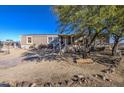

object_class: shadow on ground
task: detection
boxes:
[21,49,69,62]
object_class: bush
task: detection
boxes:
[29,44,36,49]
[48,44,53,49]
[37,44,48,49]
[96,46,105,51]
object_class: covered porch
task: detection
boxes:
[58,34,81,49]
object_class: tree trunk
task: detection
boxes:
[112,40,119,56]
[88,32,99,47]
[82,30,102,58]
[86,32,99,54]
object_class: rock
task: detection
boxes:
[101,69,108,73]
[31,83,37,87]
[102,76,106,81]
[96,74,107,81]
[79,77,87,85]
[80,77,89,84]
[14,81,32,87]
[110,67,115,73]
[0,83,10,87]
[72,75,79,81]
[54,83,61,87]
[71,82,79,87]
[57,82,64,87]
[58,82,62,85]
[102,67,116,74]
[67,80,74,87]
[15,82,22,87]
[77,75,84,79]
[64,80,69,85]
[106,78,112,82]
[21,81,32,87]
[60,80,68,87]
[44,82,52,87]
[92,74,98,78]
[79,80,83,85]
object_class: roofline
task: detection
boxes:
[21,34,58,36]
[21,33,81,36]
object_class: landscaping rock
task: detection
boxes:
[64,80,69,85]
[67,80,75,87]
[54,83,61,87]
[92,74,98,78]
[72,75,79,81]
[60,80,68,87]
[44,82,52,87]
[80,77,88,84]
[77,75,84,79]
[31,83,37,87]
[21,81,32,87]
[106,78,112,82]
[96,74,107,81]
[15,82,22,87]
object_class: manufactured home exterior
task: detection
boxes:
[20,34,58,49]
[20,34,110,49]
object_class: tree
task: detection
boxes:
[53,5,124,56]
[53,6,110,56]
[105,6,124,56]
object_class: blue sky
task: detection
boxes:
[0,5,58,41]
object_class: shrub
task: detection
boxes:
[96,46,105,51]
[29,44,36,49]
[37,44,48,49]
[48,44,53,49]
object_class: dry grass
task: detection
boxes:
[0,60,106,83]
[0,48,26,68]
[0,48,124,86]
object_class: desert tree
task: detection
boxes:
[53,5,110,57]
[105,6,124,56]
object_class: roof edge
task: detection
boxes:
[21,34,58,36]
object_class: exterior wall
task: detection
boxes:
[20,35,31,49]
[20,35,27,45]
[20,34,58,49]
[32,35,48,45]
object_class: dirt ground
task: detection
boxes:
[0,48,124,86]
[0,48,26,68]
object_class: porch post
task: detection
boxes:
[59,37,62,50]
[65,37,67,46]
[71,36,73,45]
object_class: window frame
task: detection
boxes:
[26,36,33,44]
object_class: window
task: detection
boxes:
[27,36,32,44]
[48,36,58,44]
[53,37,58,40]
[48,37,52,43]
